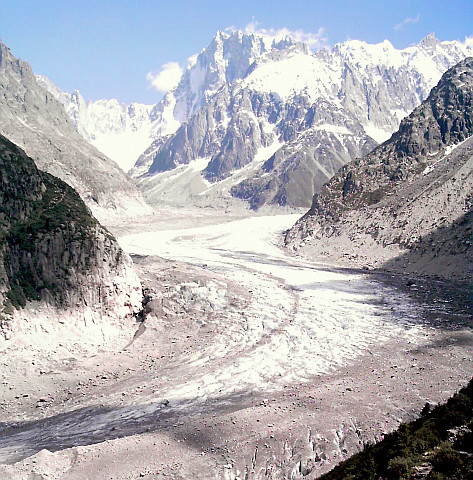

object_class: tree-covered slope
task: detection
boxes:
[0,134,140,318]
[320,378,473,480]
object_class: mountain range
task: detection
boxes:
[39,31,473,209]
[0,27,472,480]
[285,57,473,284]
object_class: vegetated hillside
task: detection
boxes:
[129,32,472,209]
[0,41,149,220]
[319,377,473,480]
[286,58,473,283]
[0,134,141,329]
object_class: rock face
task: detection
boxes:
[36,75,160,173]
[286,58,473,283]
[37,30,270,174]
[0,134,142,343]
[37,31,473,210]
[230,107,377,208]
[128,32,473,209]
[0,41,149,220]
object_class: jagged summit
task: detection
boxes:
[418,32,440,49]
[129,34,473,209]
[37,32,473,210]
[286,57,473,283]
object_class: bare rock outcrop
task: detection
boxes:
[0,41,150,221]
[0,134,142,349]
[286,58,473,283]
[132,32,472,209]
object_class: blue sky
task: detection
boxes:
[0,0,471,104]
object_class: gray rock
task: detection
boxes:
[231,101,377,208]
[286,58,473,283]
[133,33,473,209]
[0,41,146,218]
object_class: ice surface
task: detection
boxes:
[92,129,157,172]
[362,123,392,143]
[119,215,425,403]
[242,52,341,101]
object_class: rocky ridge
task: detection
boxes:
[36,30,271,174]
[230,102,377,208]
[286,58,473,283]
[0,41,149,221]
[131,32,473,209]
[37,32,473,210]
[0,134,142,351]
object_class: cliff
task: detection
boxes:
[286,58,473,283]
[0,134,142,350]
[0,40,150,221]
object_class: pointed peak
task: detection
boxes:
[71,89,83,102]
[214,30,230,42]
[229,29,244,39]
[0,39,11,54]
[272,35,301,49]
[380,39,395,49]
[419,32,439,49]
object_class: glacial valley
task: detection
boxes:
[0,211,471,479]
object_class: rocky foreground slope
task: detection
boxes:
[0,134,142,351]
[320,378,473,480]
[286,58,473,284]
[0,41,149,221]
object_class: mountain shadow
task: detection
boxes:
[380,206,472,292]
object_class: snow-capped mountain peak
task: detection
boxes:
[130,33,473,210]
[38,31,473,212]
[37,30,312,173]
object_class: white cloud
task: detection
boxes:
[146,62,183,93]
[244,20,328,51]
[186,53,198,68]
[394,15,420,31]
